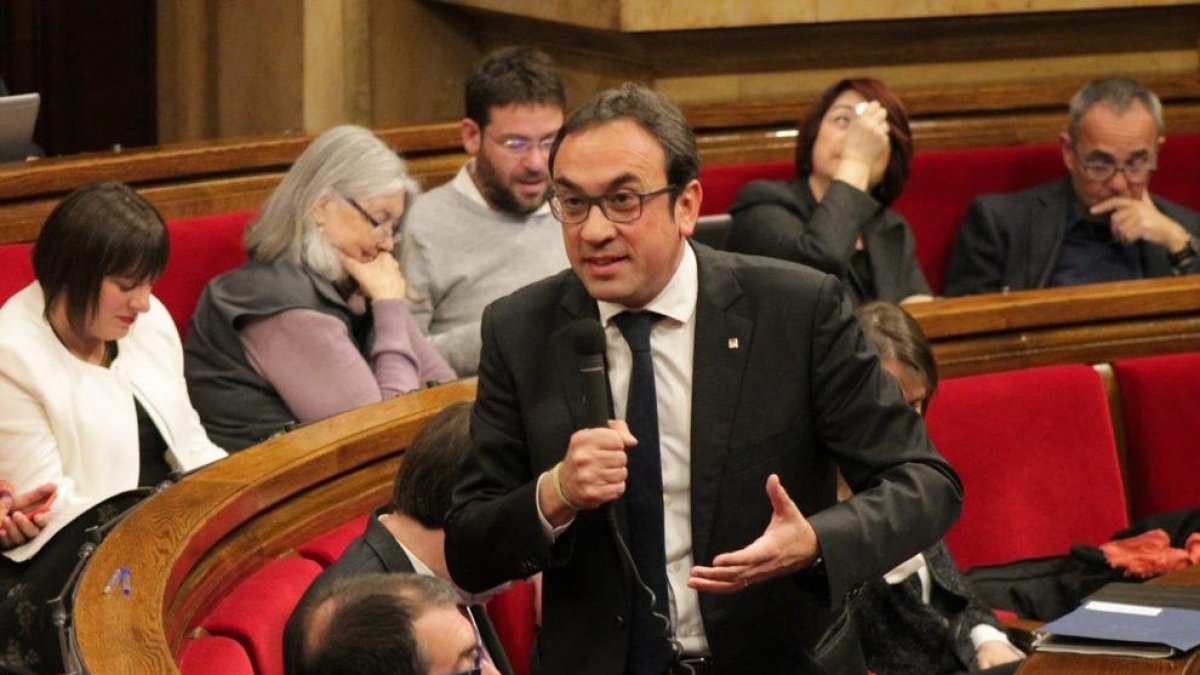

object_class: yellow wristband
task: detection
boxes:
[551,463,582,511]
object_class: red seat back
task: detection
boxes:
[0,242,33,305]
[295,513,370,567]
[200,557,322,675]
[155,210,254,338]
[178,635,254,675]
[486,579,537,675]
[1113,352,1200,521]
[925,364,1129,570]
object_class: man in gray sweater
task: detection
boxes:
[401,47,569,375]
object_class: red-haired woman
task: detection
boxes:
[727,78,932,305]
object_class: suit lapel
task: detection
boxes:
[552,276,605,435]
[1030,178,1071,288]
[688,246,753,565]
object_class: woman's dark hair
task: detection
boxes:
[32,181,169,337]
[855,301,937,412]
[389,402,473,528]
[795,78,914,206]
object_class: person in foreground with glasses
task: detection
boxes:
[401,46,569,376]
[184,125,454,451]
[946,76,1200,296]
[283,403,513,675]
[446,83,962,674]
[298,572,501,675]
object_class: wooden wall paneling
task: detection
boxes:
[214,1,304,138]
[368,0,482,127]
[157,0,219,143]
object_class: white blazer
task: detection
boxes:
[0,282,226,561]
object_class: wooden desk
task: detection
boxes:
[1019,566,1200,674]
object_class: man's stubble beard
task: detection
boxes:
[474,151,549,218]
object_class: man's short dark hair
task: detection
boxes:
[32,180,169,337]
[465,46,565,129]
[795,78,914,207]
[300,573,461,675]
[855,301,938,412]
[549,82,701,207]
[389,402,473,528]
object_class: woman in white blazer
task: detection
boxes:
[0,181,226,673]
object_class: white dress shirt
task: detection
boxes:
[595,245,708,655]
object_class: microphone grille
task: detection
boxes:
[571,318,607,357]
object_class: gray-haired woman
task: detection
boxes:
[185,125,455,450]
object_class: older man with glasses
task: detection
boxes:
[946,76,1200,296]
[400,46,570,376]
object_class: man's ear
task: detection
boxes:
[1059,131,1075,171]
[674,179,703,238]
[461,118,482,156]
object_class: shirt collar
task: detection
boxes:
[597,242,698,327]
[450,159,551,217]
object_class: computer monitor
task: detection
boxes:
[0,93,41,162]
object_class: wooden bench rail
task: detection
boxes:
[2,71,1199,245]
[72,378,477,674]
[907,277,1200,378]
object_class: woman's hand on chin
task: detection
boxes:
[340,252,407,301]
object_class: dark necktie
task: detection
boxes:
[613,311,674,675]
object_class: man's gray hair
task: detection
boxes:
[245,124,420,266]
[1068,76,1164,143]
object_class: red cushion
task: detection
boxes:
[486,579,537,675]
[1154,133,1200,213]
[178,635,254,675]
[925,364,1129,570]
[155,210,254,338]
[296,513,371,567]
[698,160,794,216]
[894,143,1064,294]
[1113,352,1200,521]
[200,557,323,675]
[0,242,34,305]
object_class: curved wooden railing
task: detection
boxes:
[67,277,1200,673]
[71,378,476,674]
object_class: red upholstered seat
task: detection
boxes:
[924,364,1129,570]
[155,210,253,338]
[486,579,538,675]
[0,242,33,305]
[296,513,370,567]
[698,159,794,216]
[178,635,254,675]
[1113,352,1200,521]
[893,143,1064,293]
[200,556,322,675]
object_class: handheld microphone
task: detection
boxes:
[571,318,611,429]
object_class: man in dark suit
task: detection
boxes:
[445,83,963,675]
[285,403,512,675]
[946,76,1200,296]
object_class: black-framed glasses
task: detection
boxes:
[339,194,395,240]
[488,134,555,156]
[550,185,676,225]
[1071,147,1156,185]
[446,606,488,675]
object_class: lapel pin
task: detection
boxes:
[728,337,739,350]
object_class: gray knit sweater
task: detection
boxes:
[400,165,568,375]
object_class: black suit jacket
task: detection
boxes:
[727,178,931,305]
[283,508,513,675]
[444,243,963,675]
[945,177,1200,296]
